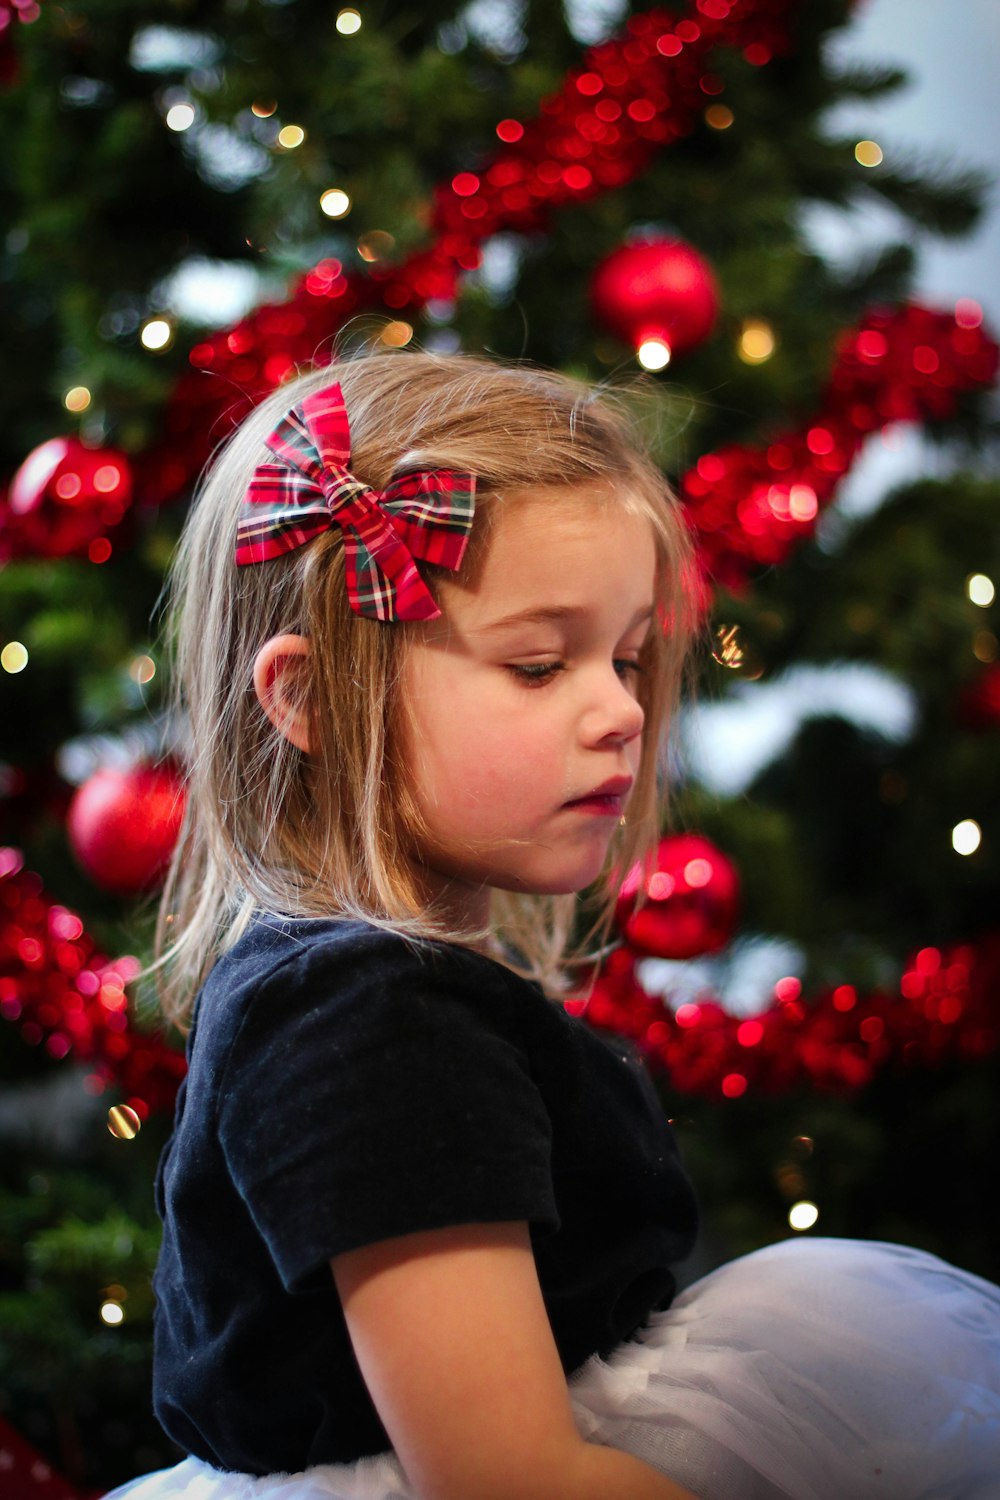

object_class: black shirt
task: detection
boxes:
[152,917,698,1475]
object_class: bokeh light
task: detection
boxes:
[637,338,671,370]
[738,319,776,364]
[967,573,995,607]
[379,321,413,347]
[129,655,157,685]
[107,1104,142,1139]
[1,642,29,674]
[140,318,173,352]
[320,188,351,219]
[64,385,92,412]
[165,102,196,132]
[854,140,883,167]
[357,230,395,262]
[952,820,982,856]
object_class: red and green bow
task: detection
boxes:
[235,382,476,622]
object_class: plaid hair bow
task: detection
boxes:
[235,382,476,622]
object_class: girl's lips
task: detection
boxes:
[563,793,626,817]
[563,776,633,816]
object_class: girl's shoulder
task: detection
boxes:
[190,913,558,1082]
[211,912,529,1007]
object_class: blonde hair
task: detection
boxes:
[156,349,699,1026]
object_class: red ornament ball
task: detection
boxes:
[67,762,185,896]
[4,435,133,560]
[616,832,740,960]
[590,237,720,357]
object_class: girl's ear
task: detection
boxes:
[253,634,312,753]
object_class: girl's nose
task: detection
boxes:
[582,670,645,747]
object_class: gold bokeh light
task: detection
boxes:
[380,321,413,347]
[64,385,92,412]
[1,642,29,674]
[855,139,883,167]
[738,319,776,364]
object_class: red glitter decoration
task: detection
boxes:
[682,303,1000,592]
[0,435,133,562]
[0,847,186,1113]
[616,832,740,958]
[66,761,185,896]
[579,936,1000,1099]
[590,236,719,357]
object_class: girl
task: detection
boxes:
[108,352,999,1500]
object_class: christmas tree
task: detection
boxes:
[1,0,997,1492]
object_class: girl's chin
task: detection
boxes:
[416,843,615,906]
[494,864,612,899]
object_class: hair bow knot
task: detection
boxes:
[235,382,475,622]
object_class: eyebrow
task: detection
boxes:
[480,603,655,634]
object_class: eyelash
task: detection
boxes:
[507,659,644,685]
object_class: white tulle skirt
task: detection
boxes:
[102,1238,1000,1500]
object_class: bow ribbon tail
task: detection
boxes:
[341,499,442,622]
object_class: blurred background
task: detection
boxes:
[0,0,997,1493]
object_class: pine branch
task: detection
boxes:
[854,148,989,237]
[835,241,917,303]
[826,60,909,103]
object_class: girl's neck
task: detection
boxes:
[419,869,493,944]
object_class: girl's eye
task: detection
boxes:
[614,658,644,679]
[507,661,564,684]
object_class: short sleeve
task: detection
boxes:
[216,931,558,1291]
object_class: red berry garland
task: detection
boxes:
[682,303,999,591]
[0,848,186,1116]
[576,937,1000,1099]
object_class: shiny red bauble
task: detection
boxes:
[67,762,185,895]
[616,832,740,960]
[590,236,720,357]
[3,435,133,560]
